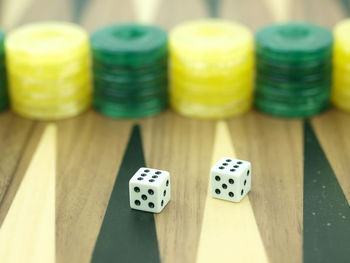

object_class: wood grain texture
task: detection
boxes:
[0,113,35,224]
[0,0,38,229]
[81,0,134,32]
[262,0,291,22]
[56,111,133,263]
[56,110,215,263]
[227,111,303,263]
[0,124,56,263]
[292,0,345,27]
[157,0,206,29]
[17,0,72,25]
[55,3,145,263]
[312,109,350,202]
[222,3,304,262]
[132,0,162,24]
[196,121,268,263]
[90,125,161,263]
[141,111,215,263]
[303,120,350,263]
[0,122,46,227]
[221,0,272,30]
[0,0,34,29]
[0,0,350,263]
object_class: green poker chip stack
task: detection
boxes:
[0,30,8,111]
[91,24,168,118]
[255,22,333,118]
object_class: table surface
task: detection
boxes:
[0,0,350,263]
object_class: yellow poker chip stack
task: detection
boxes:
[5,22,91,120]
[333,19,350,112]
[169,19,254,119]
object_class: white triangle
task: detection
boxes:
[263,0,291,22]
[0,124,56,263]
[132,0,162,24]
[0,0,34,29]
[196,121,269,263]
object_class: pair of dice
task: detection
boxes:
[129,157,251,213]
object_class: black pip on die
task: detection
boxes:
[211,157,251,202]
[129,168,171,213]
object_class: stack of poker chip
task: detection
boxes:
[333,19,350,112]
[255,22,333,118]
[90,24,168,118]
[5,22,91,120]
[0,30,8,111]
[169,19,254,119]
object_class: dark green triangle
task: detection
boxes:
[338,0,350,16]
[303,120,350,263]
[91,125,161,263]
[72,0,90,23]
[204,0,221,17]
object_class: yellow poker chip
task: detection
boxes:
[12,97,90,120]
[171,89,252,106]
[171,57,254,82]
[333,44,350,63]
[171,76,253,107]
[11,86,91,107]
[6,21,91,120]
[7,56,90,80]
[332,96,350,112]
[332,87,350,99]
[333,61,350,73]
[9,74,91,95]
[332,88,350,98]
[334,19,350,46]
[170,19,253,61]
[333,75,350,90]
[169,19,254,119]
[12,93,91,112]
[333,19,350,113]
[171,78,253,99]
[171,95,252,120]
[5,22,89,64]
[332,86,350,113]
[170,47,252,64]
[171,68,253,88]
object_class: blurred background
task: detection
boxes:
[0,0,347,31]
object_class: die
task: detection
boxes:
[129,167,171,213]
[211,157,251,202]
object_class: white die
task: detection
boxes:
[129,167,171,213]
[211,157,251,202]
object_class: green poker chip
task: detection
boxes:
[255,87,330,105]
[255,98,330,118]
[93,57,167,76]
[91,23,167,66]
[256,57,331,78]
[0,30,8,112]
[254,22,332,118]
[91,24,168,118]
[94,89,168,103]
[0,30,4,53]
[257,70,329,83]
[256,82,331,98]
[256,22,333,63]
[93,95,167,119]
[257,74,331,89]
[0,88,8,110]
[94,79,167,98]
[0,99,9,111]
[93,67,167,84]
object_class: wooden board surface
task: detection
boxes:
[0,1,349,263]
